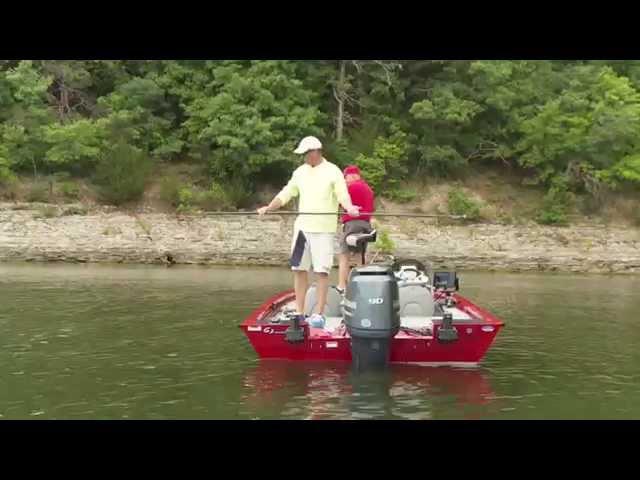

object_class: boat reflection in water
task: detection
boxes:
[241,361,495,420]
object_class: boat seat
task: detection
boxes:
[345,228,377,264]
[345,229,377,250]
[398,281,435,317]
[304,285,343,318]
[323,316,344,332]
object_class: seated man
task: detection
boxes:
[336,165,375,294]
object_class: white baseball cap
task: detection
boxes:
[294,136,323,154]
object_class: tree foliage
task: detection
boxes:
[2,60,640,209]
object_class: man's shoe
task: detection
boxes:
[307,313,326,329]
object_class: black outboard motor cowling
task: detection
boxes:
[343,265,400,369]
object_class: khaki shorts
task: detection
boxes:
[290,230,334,274]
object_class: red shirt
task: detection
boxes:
[342,179,375,224]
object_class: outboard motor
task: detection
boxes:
[343,265,400,370]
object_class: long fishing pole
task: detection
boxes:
[198,211,467,219]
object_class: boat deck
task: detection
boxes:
[260,298,478,340]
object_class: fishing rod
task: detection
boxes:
[199,211,467,219]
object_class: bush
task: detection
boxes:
[36,205,58,218]
[536,205,568,225]
[42,118,107,172]
[159,175,182,207]
[374,227,396,254]
[536,178,573,226]
[27,182,51,203]
[448,187,481,220]
[197,182,234,211]
[222,177,254,209]
[94,142,152,205]
[59,181,81,200]
[388,188,417,203]
[324,140,358,170]
[177,186,195,208]
[354,128,410,194]
[0,169,19,200]
[416,145,467,177]
[0,166,16,186]
[173,186,198,214]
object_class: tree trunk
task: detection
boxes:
[335,60,346,142]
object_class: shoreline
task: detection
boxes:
[1,202,640,274]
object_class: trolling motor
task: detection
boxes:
[437,312,458,343]
[433,271,460,343]
[284,313,306,343]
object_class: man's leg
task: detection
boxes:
[308,232,334,316]
[338,253,350,291]
[314,272,329,315]
[294,270,309,314]
[290,230,311,315]
[336,225,350,292]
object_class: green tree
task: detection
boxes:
[1,61,54,176]
[518,65,640,190]
[182,60,324,184]
[97,76,183,158]
[354,126,410,194]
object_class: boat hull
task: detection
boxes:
[240,290,504,366]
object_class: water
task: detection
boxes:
[1,263,639,419]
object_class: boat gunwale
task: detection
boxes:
[240,289,505,330]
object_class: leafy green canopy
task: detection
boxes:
[1,59,640,205]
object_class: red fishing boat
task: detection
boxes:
[241,257,505,368]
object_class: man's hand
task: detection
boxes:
[346,205,360,217]
[258,198,283,216]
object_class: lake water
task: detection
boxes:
[1,263,639,419]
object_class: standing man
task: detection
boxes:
[257,136,360,330]
[336,165,375,294]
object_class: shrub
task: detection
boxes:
[448,187,481,220]
[94,141,152,205]
[177,186,195,208]
[197,182,233,211]
[388,188,417,203]
[159,175,182,207]
[36,205,58,218]
[222,177,254,209]
[0,170,19,200]
[353,128,410,194]
[59,181,81,200]
[27,182,51,203]
[374,227,396,255]
[174,186,199,214]
[536,178,573,226]
[0,165,16,187]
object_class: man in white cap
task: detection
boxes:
[257,136,360,332]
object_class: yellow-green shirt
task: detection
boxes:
[276,158,350,233]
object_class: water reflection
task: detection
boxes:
[242,361,495,419]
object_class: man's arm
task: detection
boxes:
[257,173,298,215]
[333,170,360,217]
